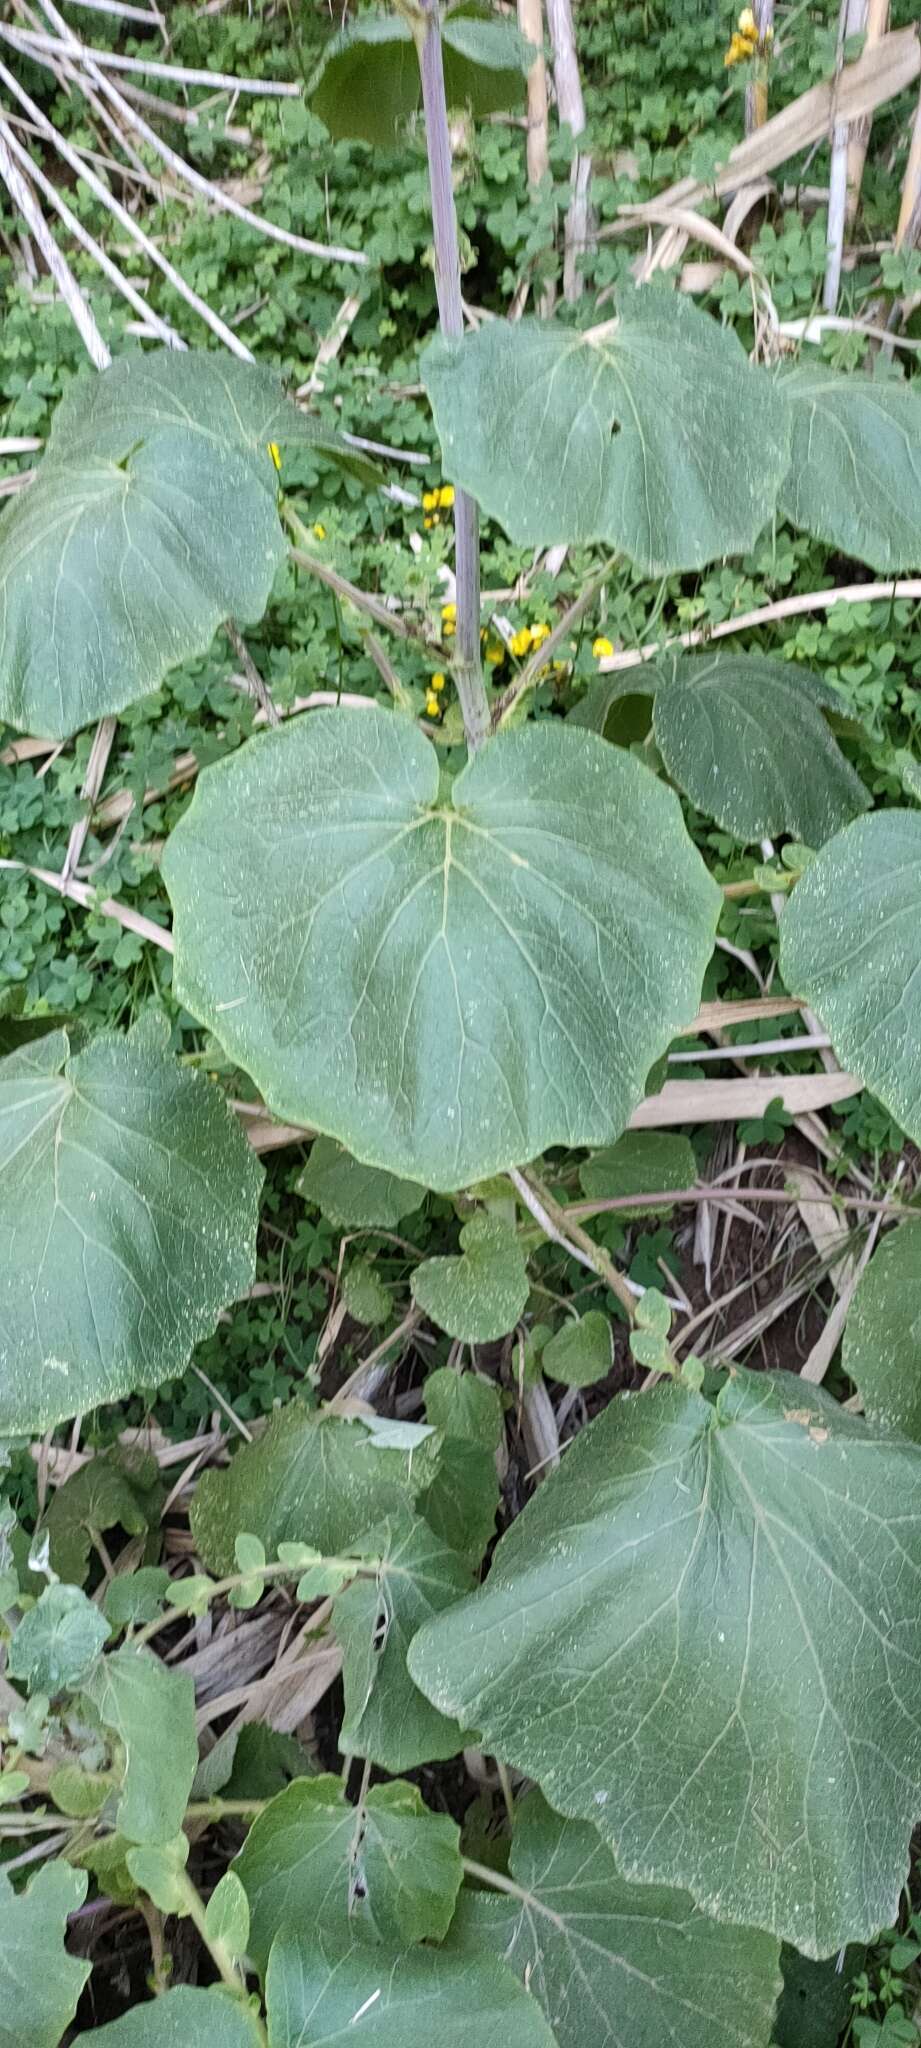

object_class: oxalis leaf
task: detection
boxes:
[779,810,921,1146]
[190,1404,439,1576]
[648,652,869,846]
[73,1986,266,2046]
[844,1222,921,1441]
[0,1013,262,1435]
[306,5,532,148]
[408,1367,921,1955]
[234,1773,463,1974]
[452,1788,782,2048]
[412,1213,528,1341]
[264,1926,557,2048]
[778,364,921,572]
[0,351,352,741]
[0,1861,90,2048]
[422,290,791,572]
[163,706,720,1191]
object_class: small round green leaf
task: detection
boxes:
[423,1367,504,1452]
[8,1583,110,1694]
[297,1137,425,1229]
[163,708,720,1191]
[778,364,921,572]
[844,1222,921,1441]
[541,1311,613,1387]
[0,1015,263,1434]
[412,1214,528,1342]
[204,1871,250,1959]
[650,652,869,845]
[779,810,921,1145]
[422,291,791,571]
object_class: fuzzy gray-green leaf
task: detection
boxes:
[265,1927,557,2048]
[778,364,921,572]
[844,1222,921,1441]
[0,1862,90,2048]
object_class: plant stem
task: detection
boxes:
[416,0,490,754]
[507,1165,637,1323]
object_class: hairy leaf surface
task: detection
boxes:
[0,1015,262,1434]
[164,707,720,1190]
[412,1213,528,1340]
[333,1507,471,1771]
[0,1862,90,2048]
[83,1647,197,1844]
[265,1926,557,2048]
[409,1368,921,1954]
[844,1222,921,1441]
[778,365,921,571]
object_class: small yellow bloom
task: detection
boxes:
[424,514,437,530]
[442,618,456,637]
[441,602,457,621]
[422,489,440,511]
[425,693,441,717]
[268,442,282,471]
[737,8,756,34]
[431,671,446,692]
[438,484,455,509]
[510,627,533,658]
[313,522,326,541]
[530,622,551,646]
[724,26,756,63]
[486,640,507,667]
[593,636,614,659]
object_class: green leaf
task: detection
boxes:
[307,8,530,148]
[649,653,869,845]
[0,351,340,741]
[341,1258,392,1327]
[44,1447,164,1587]
[205,1871,251,1959]
[579,1130,697,1217]
[126,1835,190,1915]
[418,1436,500,1568]
[422,291,791,572]
[297,1137,425,1229]
[412,1214,528,1342]
[264,1926,557,2048]
[165,708,719,1191]
[190,1403,437,1576]
[778,364,921,572]
[409,1367,921,1956]
[567,672,655,745]
[844,1223,921,1440]
[48,1762,112,1817]
[73,1985,266,2046]
[7,1582,110,1692]
[453,1788,781,2048]
[104,1567,170,1629]
[779,811,921,1145]
[423,1366,504,1452]
[333,1507,471,1771]
[772,1944,863,2048]
[234,1772,463,1974]
[0,1014,262,1434]
[541,1310,612,1386]
[0,1861,90,2048]
[83,1646,197,1844]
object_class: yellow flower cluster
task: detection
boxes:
[592,636,614,660]
[425,670,447,718]
[724,7,770,64]
[423,484,456,530]
[509,622,552,660]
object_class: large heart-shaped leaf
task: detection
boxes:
[83,1647,197,1844]
[453,1789,782,2048]
[844,1222,921,1441]
[0,351,347,741]
[778,364,921,571]
[779,810,921,1145]
[234,1774,463,1973]
[0,1862,90,2048]
[74,1986,266,2046]
[422,291,791,572]
[307,6,531,147]
[265,1927,557,2048]
[649,653,869,844]
[409,1367,921,1956]
[333,1507,471,1771]
[0,1014,262,1435]
[163,707,720,1191]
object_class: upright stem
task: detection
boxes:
[417,1,491,753]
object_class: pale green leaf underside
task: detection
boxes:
[190,1405,436,1576]
[83,1647,197,1845]
[844,1222,921,1441]
[0,1861,90,2048]
[333,1507,471,1772]
[164,706,720,1191]
[307,9,530,147]
[74,1986,265,2046]
[0,351,331,741]
[778,364,921,572]
[234,1773,463,1973]
[779,810,921,1146]
[422,292,791,572]
[649,653,869,845]
[412,1213,528,1341]
[408,1367,921,1956]
[264,1927,557,2048]
[297,1136,425,1229]
[454,1789,781,2048]
[0,1014,262,1435]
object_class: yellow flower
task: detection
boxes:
[442,618,456,637]
[425,693,441,717]
[438,484,455,509]
[268,442,282,472]
[424,514,437,530]
[486,640,507,666]
[431,671,446,692]
[313,522,326,541]
[724,26,756,63]
[510,627,533,658]
[530,622,551,646]
[422,489,440,511]
[592,636,614,659]
[441,602,457,621]
[737,7,756,33]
